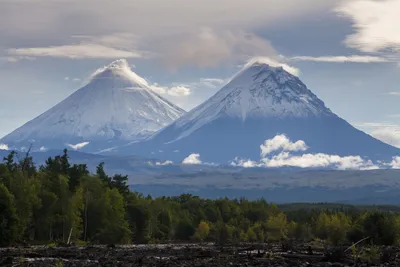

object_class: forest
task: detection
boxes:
[1,149,400,247]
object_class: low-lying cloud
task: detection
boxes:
[391,157,400,169]
[67,141,90,150]
[182,153,202,165]
[156,160,174,166]
[231,134,379,170]
[0,143,9,150]
[260,134,307,157]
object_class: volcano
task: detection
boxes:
[112,60,399,164]
[0,59,185,152]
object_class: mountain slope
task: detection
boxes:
[113,61,399,164]
[0,59,185,152]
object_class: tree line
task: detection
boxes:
[1,149,400,247]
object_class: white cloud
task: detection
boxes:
[9,43,143,59]
[182,153,202,165]
[231,135,379,170]
[8,33,148,59]
[0,143,9,150]
[149,84,191,97]
[260,134,308,157]
[244,57,300,76]
[355,122,400,148]
[39,146,47,152]
[64,77,69,80]
[156,160,174,166]
[389,92,400,95]
[290,55,390,63]
[391,157,400,169]
[168,86,191,97]
[335,0,400,53]
[67,141,90,150]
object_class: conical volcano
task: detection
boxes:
[114,60,399,164]
[0,59,185,152]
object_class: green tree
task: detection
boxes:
[0,183,19,246]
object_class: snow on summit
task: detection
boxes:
[169,61,335,141]
[0,59,185,152]
[116,61,400,164]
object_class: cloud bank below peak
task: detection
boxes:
[231,134,399,170]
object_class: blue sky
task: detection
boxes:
[0,0,399,147]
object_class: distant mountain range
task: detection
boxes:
[0,58,398,169]
[105,60,399,164]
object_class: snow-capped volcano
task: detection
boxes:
[113,61,400,163]
[0,59,185,152]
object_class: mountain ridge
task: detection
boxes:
[110,61,400,164]
[0,59,185,152]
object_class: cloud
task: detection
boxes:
[67,141,90,150]
[231,135,379,170]
[39,146,47,152]
[159,28,280,69]
[8,33,147,59]
[335,0,400,53]
[355,122,400,148]
[149,84,191,97]
[289,55,390,63]
[198,78,226,88]
[391,157,400,169]
[0,0,336,44]
[156,160,174,166]
[260,134,308,157]
[168,86,191,97]
[88,59,191,97]
[244,57,300,76]
[9,44,143,59]
[0,143,9,150]
[182,153,202,165]
[389,92,400,95]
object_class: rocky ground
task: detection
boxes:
[0,243,399,267]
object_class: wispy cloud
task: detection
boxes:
[149,84,191,97]
[289,55,390,63]
[243,57,300,76]
[160,28,280,70]
[8,33,148,59]
[156,160,174,166]
[389,92,400,95]
[167,86,191,97]
[67,141,90,150]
